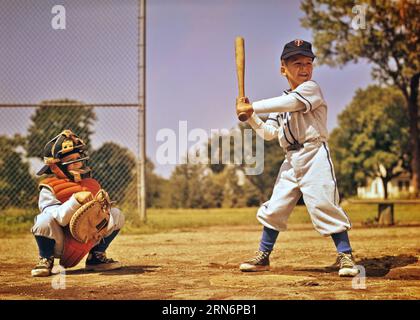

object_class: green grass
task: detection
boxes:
[114,203,420,235]
[0,207,36,237]
[341,203,420,223]
[1,203,419,237]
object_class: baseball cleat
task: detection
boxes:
[31,256,54,277]
[239,250,271,272]
[85,251,122,271]
[336,252,360,277]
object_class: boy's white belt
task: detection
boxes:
[285,137,325,152]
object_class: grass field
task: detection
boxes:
[1,203,419,237]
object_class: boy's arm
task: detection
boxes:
[252,94,306,114]
[247,113,279,141]
[38,188,83,227]
[241,81,325,115]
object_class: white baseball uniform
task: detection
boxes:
[31,188,125,257]
[247,80,351,236]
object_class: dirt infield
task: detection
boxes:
[1,224,419,300]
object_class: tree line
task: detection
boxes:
[1,1,419,208]
[154,85,415,207]
[0,83,416,210]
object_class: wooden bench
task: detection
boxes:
[348,199,420,225]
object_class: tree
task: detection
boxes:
[26,99,96,158]
[168,164,190,208]
[208,121,285,203]
[168,163,210,208]
[246,136,285,203]
[202,171,227,208]
[144,159,171,208]
[329,128,358,198]
[301,0,420,196]
[221,165,244,208]
[120,157,171,208]
[0,135,37,209]
[90,142,136,202]
[329,85,410,199]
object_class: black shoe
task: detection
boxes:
[31,256,54,277]
[85,251,122,271]
[239,251,271,272]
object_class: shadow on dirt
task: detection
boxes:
[65,265,161,276]
[100,265,161,276]
[294,254,418,278]
[357,255,418,277]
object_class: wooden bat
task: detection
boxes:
[235,36,249,121]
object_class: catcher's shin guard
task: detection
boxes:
[59,227,95,268]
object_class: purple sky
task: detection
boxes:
[0,0,373,178]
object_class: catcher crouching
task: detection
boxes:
[31,130,125,277]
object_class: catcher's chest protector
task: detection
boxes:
[39,177,102,268]
[39,177,101,202]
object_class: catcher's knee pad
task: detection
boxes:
[60,227,95,268]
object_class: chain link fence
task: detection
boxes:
[0,103,141,220]
[0,1,145,226]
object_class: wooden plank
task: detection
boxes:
[348,200,420,205]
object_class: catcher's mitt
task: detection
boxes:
[69,189,113,243]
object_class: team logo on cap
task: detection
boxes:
[294,39,304,46]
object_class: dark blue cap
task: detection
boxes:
[281,39,316,60]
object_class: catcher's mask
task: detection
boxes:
[36,129,92,182]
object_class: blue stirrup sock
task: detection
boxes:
[331,230,352,254]
[258,226,279,252]
[258,227,352,253]
[90,229,120,253]
[35,236,55,258]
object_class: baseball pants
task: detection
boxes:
[31,207,125,258]
[257,141,351,236]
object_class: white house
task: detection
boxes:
[357,172,412,199]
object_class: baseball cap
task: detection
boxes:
[281,39,316,60]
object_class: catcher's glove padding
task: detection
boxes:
[69,189,113,243]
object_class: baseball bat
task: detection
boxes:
[235,36,249,121]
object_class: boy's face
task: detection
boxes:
[62,153,84,171]
[281,55,313,89]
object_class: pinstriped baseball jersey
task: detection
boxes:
[248,80,328,149]
[246,79,351,236]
